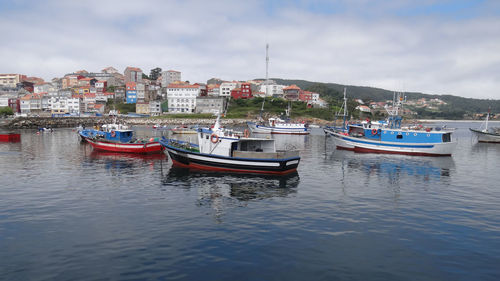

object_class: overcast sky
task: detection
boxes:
[1,0,499,99]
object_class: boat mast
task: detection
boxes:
[260,43,269,120]
[342,87,347,129]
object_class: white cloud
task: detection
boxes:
[0,0,499,99]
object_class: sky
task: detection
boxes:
[1,0,499,99]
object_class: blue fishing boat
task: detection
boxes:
[324,91,457,156]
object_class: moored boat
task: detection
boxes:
[324,92,457,156]
[83,125,163,154]
[160,115,300,175]
[247,100,309,135]
[170,125,198,134]
[469,110,500,143]
[0,132,21,142]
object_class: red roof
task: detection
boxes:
[166,70,180,73]
[167,83,199,89]
[283,84,301,90]
[84,93,96,98]
[126,67,142,72]
[94,104,104,109]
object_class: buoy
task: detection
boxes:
[149,138,154,142]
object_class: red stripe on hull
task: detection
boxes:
[88,140,163,154]
[170,159,297,175]
[352,146,450,157]
[0,133,21,142]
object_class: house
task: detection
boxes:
[299,90,313,103]
[220,81,239,97]
[62,75,83,88]
[136,82,146,101]
[0,74,27,88]
[126,82,137,104]
[166,83,202,113]
[102,66,119,74]
[95,80,107,93]
[356,105,371,113]
[34,82,52,94]
[206,84,220,96]
[135,101,150,115]
[259,83,285,97]
[231,83,252,99]
[149,101,162,116]
[195,96,226,114]
[161,70,181,88]
[124,67,143,84]
[283,84,301,101]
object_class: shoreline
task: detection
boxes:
[1,116,497,130]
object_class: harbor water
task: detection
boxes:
[1,122,499,280]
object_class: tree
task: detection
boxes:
[0,106,13,116]
[150,67,162,81]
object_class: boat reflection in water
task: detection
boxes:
[163,168,300,220]
[332,150,455,183]
[87,150,167,171]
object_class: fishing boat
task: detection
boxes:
[324,92,457,156]
[170,125,198,134]
[0,132,20,142]
[469,110,500,143]
[247,101,309,135]
[160,114,301,175]
[82,124,163,154]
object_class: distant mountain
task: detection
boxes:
[269,78,500,114]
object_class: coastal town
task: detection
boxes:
[2,68,491,120]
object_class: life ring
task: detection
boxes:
[244,129,250,138]
[210,134,219,143]
[110,130,116,137]
[371,129,378,135]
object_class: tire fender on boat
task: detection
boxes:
[210,134,219,143]
[110,131,116,137]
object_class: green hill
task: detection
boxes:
[268,78,500,115]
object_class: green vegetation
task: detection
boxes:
[0,106,14,116]
[271,78,500,118]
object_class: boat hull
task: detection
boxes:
[161,142,300,175]
[325,128,456,156]
[86,138,163,154]
[247,122,309,135]
[470,128,500,143]
[0,133,21,142]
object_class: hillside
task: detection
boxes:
[269,78,500,115]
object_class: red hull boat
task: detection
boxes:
[0,133,21,142]
[86,138,163,154]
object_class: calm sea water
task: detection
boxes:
[1,122,499,281]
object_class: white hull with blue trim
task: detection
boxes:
[325,127,457,156]
[247,120,309,135]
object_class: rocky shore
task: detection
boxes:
[1,116,336,129]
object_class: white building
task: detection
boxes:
[49,97,69,115]
[161,70,181,88]
[34,83,53,94]
[136,82,146,101]
[220,81,239,97]
[166,84,201,113]
[149,101,162,116]
[259,84,285,97]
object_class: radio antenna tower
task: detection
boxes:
[265,43,269,97]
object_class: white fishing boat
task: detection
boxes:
[469,110,500,143]
[160,114,300,175]
[247,101,309,135]
[324,92,457,156]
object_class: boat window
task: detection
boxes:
[442,133,451,142]
[397,134,403,139]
